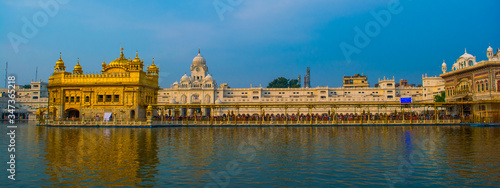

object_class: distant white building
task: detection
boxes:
[158,50,444,116]
[0,79,49,120]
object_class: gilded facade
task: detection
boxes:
[47,48,159,120]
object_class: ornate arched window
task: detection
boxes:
[181,95,187,103]
[205,95,210,103]
[468,61,473,66]
[191,94,199,101]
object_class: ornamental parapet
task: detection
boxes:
[64,72,131,78]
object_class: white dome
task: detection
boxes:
[204,74,213,81]
[460,53,473,59]
[180,73,190,82]
[442,60,446,67]
[192,50,206,66]
[215,98,222,104]
[487,46,493,51]
[460,49,474,59]
[173,81,179,85]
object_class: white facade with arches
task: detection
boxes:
[158,50,446,116]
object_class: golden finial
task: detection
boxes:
[152,58,155,65]
[120,45,124,57]
[77,58,80,64]
[198,48,201,54]
[59,52,62,60]
[136,51,138,58]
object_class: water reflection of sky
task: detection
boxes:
[1,124,499,187]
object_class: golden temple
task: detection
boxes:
[46,48,159,120]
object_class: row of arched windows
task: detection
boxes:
[447,80,491,96]
[476,80,489,92]
[458,60,474,69]
[179,95,211,104]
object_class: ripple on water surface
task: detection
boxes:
[1,124,499,187]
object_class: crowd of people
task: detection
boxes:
[154,112,463,122]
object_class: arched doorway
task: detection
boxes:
[65,109,79,118]
[130,110,135,120]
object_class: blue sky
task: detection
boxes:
[1,0,499,88]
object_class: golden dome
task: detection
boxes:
[109,58,130,66]
[74,58,82,70]
[133,51,141,63]
[109,47,132,66]
[56,52,65,66]
[150,58,157,69]
[73,58,83,74]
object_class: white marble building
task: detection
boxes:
[0,80,49,120]
[158,50,444,116]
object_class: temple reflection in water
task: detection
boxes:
[34,126,500,187]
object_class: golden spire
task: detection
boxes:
[56,52,65,66]
[120,47,124,58]
[133,51,141,63]
[198,48,201,54]
[149,58,157,70]
[74,58,82,74]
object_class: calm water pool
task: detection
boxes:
[1,123,499,187]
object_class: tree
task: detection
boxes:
[289,79,301,88]
[267,77,301,88]
[267,77,289,88]
[434,91,446,102]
